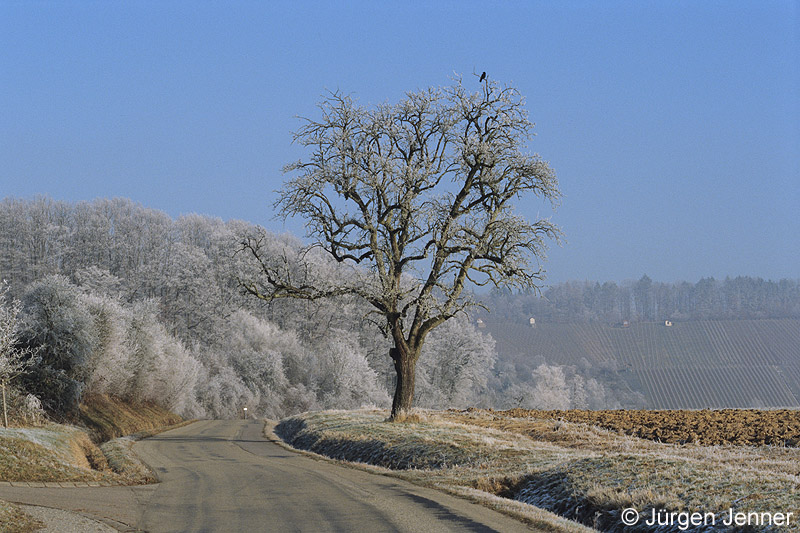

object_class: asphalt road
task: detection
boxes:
[0,420,535,532]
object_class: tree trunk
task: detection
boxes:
[389,346,417,420]
[2,383,7,428]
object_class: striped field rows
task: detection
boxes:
[484,319,800,409]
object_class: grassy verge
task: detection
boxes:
[100,420,195,484]
[0,394,186,484]
[275,411,594,533]
[99,436,157,484]
[78,394,183,443]
[0,424,117,483]
[0,395,187,531]
[0,423,119,533]
[0,500,43,533]
[276,409,800,533]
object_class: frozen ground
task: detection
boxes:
[19,505,116,533]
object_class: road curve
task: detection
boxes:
[0,420,536,532]
[133,419,533,532]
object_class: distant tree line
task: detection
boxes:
[482,274,800,324]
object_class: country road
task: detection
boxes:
[0,420,535,532]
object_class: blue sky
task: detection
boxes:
[1,1,798,285]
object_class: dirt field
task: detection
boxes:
[455,408,800,447]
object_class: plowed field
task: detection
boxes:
[459,408,800,446]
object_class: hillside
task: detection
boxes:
[482,319,800,409]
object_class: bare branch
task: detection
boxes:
[238,76,562,416]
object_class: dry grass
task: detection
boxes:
[0,421,129,532]
[0,423,190,533]
[277,409,800,532]
[99,420,195,484]
[441,484,594,533]
[78,394,183,443]
[0,500,43,533]
[0,397,187,532]
[0,396,189,485]
[0,425,118,483]
[100,436,157,484]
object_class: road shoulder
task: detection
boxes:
[19,504,120,533]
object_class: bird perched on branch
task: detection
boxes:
[479,71,486,82]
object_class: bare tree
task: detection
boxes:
[240,76,561,419]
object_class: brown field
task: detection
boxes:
[456,408,800,447]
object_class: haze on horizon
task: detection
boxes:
[1,1,797,285]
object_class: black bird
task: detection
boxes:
[479,71,486,82]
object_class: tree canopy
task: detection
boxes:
[241,76,562,418]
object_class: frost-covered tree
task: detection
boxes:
[416,316,496,408]
[139,241,222,342]
[529,364,571,410]
[82,293,134,396]
[315,330,389,409]
[240,76,561,419]
[501,363,623,410]
[0,281,35,426]
[501,365,570,410]
[124,301,200,414]
[19,275,95,416]
[221,310,291,419]
[73,267,125,299]
[196,358,256,419]
[1,198,397,418]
